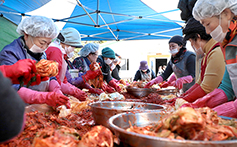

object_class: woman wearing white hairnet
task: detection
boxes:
[62,42,103,95]
[181,0,237,118]
[0,15,70,108]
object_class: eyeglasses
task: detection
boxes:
[91,53,99,56]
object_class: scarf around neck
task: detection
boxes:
[171,47,187,64]
[222,16,237,48]
[221,16,237,64]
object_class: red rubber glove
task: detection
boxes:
[213,100,237,118]
[160,74,176,88]
[102,83,116,93]
[108,80,121,92]
[181,83,199,97]
[82,69,102,83]
[144,76,163,88]
[74,80,103,95]
[173,75,193,90]
[0,59,49,86]
[182,88,228,108]
[182,84,206,103]
[61,82,87,101]
[88,88,104,95]
[18,87,70,108]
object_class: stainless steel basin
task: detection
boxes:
[109,111,237,147]
[89,101,165,129]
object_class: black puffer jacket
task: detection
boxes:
[178,0,197,22]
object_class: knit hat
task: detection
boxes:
[57,27,83,48]
[102,47,115,59]
[168,35,186,47]
[139,60,149,70]
[182,18,206,41]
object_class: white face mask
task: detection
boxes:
[67,51,74,58]
[169,48,179,55]
[104,58,112,65]
[30,38,46,53]
[142,69,147,72]
[193,46,204,58]
[210,16,229,43]
[65,46,74,54]
[110,63,116,70]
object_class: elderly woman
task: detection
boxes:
[0,15,70,108]
[133,60,156,82]
[64,42,103,95]
[181,0,237,118]
[96,47,121,93]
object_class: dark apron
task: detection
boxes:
[171,51,195,92]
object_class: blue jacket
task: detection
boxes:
[0,36,46,65]
[0,36,46,90]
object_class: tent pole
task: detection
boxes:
[76,0,97,25]
[99,13,118,41]
[96,0,99,25]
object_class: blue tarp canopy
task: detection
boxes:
[0,0,183,41]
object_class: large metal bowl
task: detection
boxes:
[126,87,153,98]
[109,111,237,147]
[89,101,165,129]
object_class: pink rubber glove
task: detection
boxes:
[108,80,121,92]
[160,74,176,88]
[18,87,70,108]
[61,82,88,101]
[213,100,237,118]
[173,75,193,90]
[181,83,199,97]
[144,76,163,88]
[182,88,228,108]
[48,79,63,94]
[182,84,206,103]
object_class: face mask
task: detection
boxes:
[169,48,179,55]
[30,38,46,53]
[142,70,147,72]
[104,58,112,65]
[210,16,228,43]
[193,46,204,58]
[110,63,116,70]
[65,46,74,54]
[67,51,74,58]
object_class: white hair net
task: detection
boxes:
[193,0,237,21]
[16,15,59,38]
[78,43,99,57]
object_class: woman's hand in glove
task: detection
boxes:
[0,59,49,86]
[173,75,193,89]
[88,88,104,95]
[82,69,102,82]
[160,74,176,88]
[17,87,70,108]
[108,80,121,92]
[144,76,163,88]
[102,83,116,93]
[61,82,88,101]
